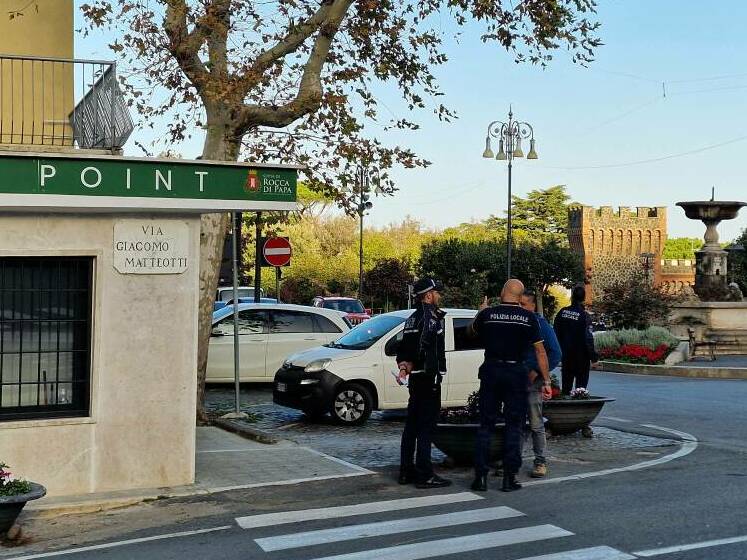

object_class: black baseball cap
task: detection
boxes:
[413,277,444,295]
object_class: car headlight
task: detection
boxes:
[304,359,331,373]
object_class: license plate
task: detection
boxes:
[276,383,287,392]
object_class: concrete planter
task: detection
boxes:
[432,422,505,466]
[0,483,46,536]
[543,397,615,435]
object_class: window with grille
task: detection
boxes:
[0,257,93,421]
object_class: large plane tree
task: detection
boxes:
[81,0,601,420]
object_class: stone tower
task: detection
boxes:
[568,206,668,303]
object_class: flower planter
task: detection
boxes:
[0,483,46,536]
[432,422,505,466]
[543,397,615,435]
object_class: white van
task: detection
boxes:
[273,309,484,425]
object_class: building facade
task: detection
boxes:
[568,206,668,302]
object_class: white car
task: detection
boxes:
[207,304,351,383]
[273,309,483,425]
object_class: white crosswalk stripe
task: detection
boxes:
[235,492,482,529]
[304,525,574,560]
[511,546,636,560]
[255,506,524,551]
[237,492,636,560]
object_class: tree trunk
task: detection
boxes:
[195,117,241,422]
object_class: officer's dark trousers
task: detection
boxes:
[561,356,590,394]
[400,377,441,482]
[474,363,528,477]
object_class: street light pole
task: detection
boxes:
[483,108,538,280]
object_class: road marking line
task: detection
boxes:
[0,526,232,560]
[512,546,636,559]
[633,534,747,557]
[207,470,371,493]
[300,447,375,474]
[255,506,524,551]
[639,424,698,441]
[525,425,698,488]
[235,492,483,529]
[305,525,572,560]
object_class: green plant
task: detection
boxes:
[0,463,31,497]
[594,327,679,353]
[594,275,680,329]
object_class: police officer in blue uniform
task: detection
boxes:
[396,277,451,489]
[470,279,551,492]
[554,285,599,395]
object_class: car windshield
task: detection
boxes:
[330,314,405,350]
[322,299,365,314]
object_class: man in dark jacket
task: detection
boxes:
[396,277,451,489]
[554,285,599,396]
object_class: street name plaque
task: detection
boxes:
[0,152,300,212]
[113,220,189,274]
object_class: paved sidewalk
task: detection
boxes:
[27,427,371,516]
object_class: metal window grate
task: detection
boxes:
[0,257,92,421]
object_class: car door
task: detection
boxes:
[266,310,328,378]
[381,327,409,407]
[206,310,268,382]
[444,316,483,406]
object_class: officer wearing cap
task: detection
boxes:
[469,279,551,492]
[396,277,451,489]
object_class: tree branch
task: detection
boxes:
[237,0,354,130]
[163,0,210,91]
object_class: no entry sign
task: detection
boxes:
[263,237,292,267]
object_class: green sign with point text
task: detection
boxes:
[0,153,299,212]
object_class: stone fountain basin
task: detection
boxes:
[676,201,746,221]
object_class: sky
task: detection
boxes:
[74,1,747,241]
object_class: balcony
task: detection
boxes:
[0,55,133,151]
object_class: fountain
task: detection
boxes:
[676,197,746,301]
[670,195,747,358]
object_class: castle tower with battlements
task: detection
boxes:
[568,206,668,303]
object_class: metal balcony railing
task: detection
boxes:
[0,55,134,150]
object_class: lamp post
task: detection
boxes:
[482,108,538,279]
[356,166,374,299]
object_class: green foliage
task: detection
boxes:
[363,259,414,312]
[730,229,747,293]
[595,327,679,352]
[279,277,326,305]
[418,237,582,311]
[0,463,31,497]
[488,186,575,241]
[594,275,679,330]
[663,237,703,260]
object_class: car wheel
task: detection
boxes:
[332,383,373,426]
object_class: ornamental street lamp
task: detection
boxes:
[482,108,538,279]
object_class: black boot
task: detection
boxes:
[470,474,488,492]
[501,473,522,492]
[416,474,452,489]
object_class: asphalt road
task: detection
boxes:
[4,371,747,560]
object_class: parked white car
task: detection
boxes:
[273,309,483,425]
[207,304,351,383]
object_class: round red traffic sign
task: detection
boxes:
[263,237,292,267]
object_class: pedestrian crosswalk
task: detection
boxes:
[235,492,637,560]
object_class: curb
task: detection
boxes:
[599,361,747,380]
[211,418,279,444]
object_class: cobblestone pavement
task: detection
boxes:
[205,385,674,470]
